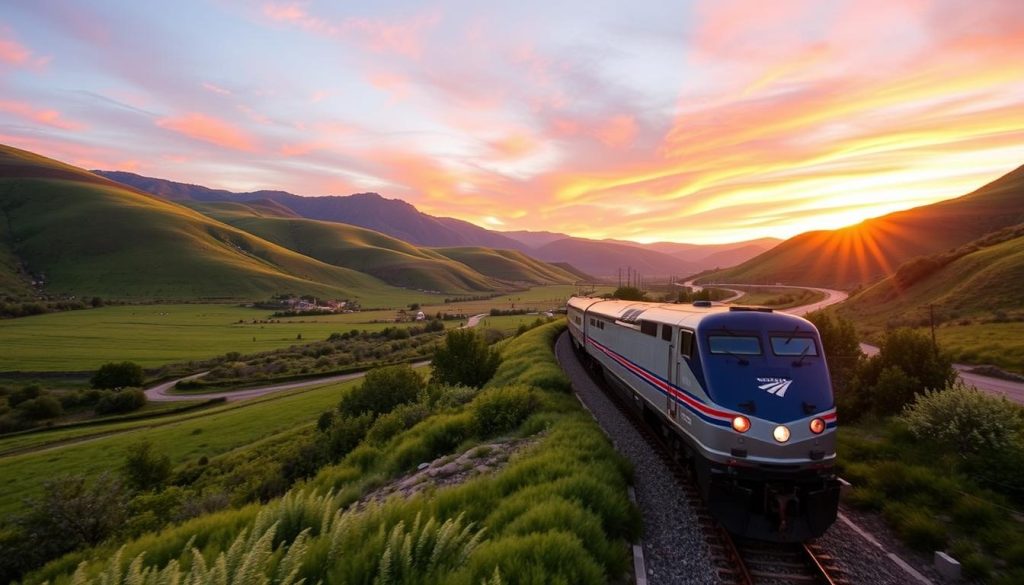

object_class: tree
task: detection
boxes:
[612,286,646,301]
[91,361,144,389]
[874,328,956,392]
[338,364,425,417]
[121,441,172,491]
[805,310,862,391]
[431,329,501,389]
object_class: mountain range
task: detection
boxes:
[0,145,574,302]
[700,164,1024,289]
[95,171,779,277]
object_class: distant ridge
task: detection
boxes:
[95,171,527,251]
[700,164,1024,289]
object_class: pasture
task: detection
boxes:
[0,375,365,516]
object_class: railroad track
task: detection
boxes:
[575,348,847,585]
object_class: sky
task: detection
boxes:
[1,0,1023,244]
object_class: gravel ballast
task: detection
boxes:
[555,333,716,585]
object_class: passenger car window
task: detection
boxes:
[680,330,694,358]
[661,324,672,341]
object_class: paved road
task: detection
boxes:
[146,314,489,403]
[860,343,1024,405]
[683,280,848,314]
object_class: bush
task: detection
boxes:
[433,384,480,410]
[472,385,540,436]
[16,395,63,420]
[7,384,42,407]
[870,365,921,416]
[884,503,947,551]
[432,329,501,389]
[366,403,430,445]
[875,328,956,392]
[94,388,147,414]
[902,382,1023,455]
[338,364,424,418]
[327,413,375,460]
[805,311,861,391]
[121,441,172,491]
[91,361,145,389]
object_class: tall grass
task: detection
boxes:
[29,322,638,585]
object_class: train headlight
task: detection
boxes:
[731,416,751,433]
[773,425,791,443]
[809,418,826,434]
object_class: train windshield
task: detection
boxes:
[708,335,762,355]
[770,336,819,356]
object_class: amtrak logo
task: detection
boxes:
[757,377,792,397]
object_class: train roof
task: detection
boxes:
[567,296,813,331]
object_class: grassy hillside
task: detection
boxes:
[434,247,577,285]
[0,145,426,304]
[21,322,637,585]
[837,224,1024,371]
[701,164,1024,288]
[188,201,510,293]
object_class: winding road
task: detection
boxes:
[145,314,489,403]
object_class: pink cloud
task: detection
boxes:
[261,3,440,58]
[156,113,257,151]
[202,82,232,95]
[593,115,637,148]
[0,30,50,69]
[0,101,83,130]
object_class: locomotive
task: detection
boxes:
[567,296,840,541]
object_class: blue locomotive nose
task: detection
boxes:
[699,311,834,423]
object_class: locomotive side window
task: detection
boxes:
[640,320,658,336]
[770,336,818,356]
[708,335,762,355]
[680,329,694,358]
[661,324,672,341]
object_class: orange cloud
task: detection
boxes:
[593,115,637,148]
[0,101,82,130]
[156,113,256,151]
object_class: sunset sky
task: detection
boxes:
[1,0,1022,244]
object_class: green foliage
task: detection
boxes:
[486,324,571,392]
[327,413,376,460]
[805,310,861,390]
[121,441,172,492]
[453,532,605,585]
[884,502,948,551]
[875,328,956,391]
[0,473,129,582]
[366,403,430,445]
[94,388,146,414]
[16,394,64,419]
[471,386,540,437]
[611,286,645,301]
[374,513,485,585]
[91,361,144,389]
[902,382,1023,455]
[431,329,501,389]
[339,364,425,418]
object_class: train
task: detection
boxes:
[567,296,840,541]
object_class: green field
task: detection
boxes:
[0,375,364,516]
[473,314,559,334]
[726,286,825,309]
[0,304,452,372]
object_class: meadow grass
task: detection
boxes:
[26,321,638,585]
[726,286,825,308]
[0,376,363,516]
[0,304,451,372]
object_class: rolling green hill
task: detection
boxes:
[700,164,1024,289]
[187,201,509,293]
[0,145,426,303]
[434,247,577,284]
[837,224,1024,371]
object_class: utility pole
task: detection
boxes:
[929,304,937,355]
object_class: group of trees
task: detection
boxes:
[807,311,958,420]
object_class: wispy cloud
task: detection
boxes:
[156,113,257,151]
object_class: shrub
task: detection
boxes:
[327,413,375,460]
[875,328,956,392]
[869,365,921,416]
[884,503,947,551]
[121,441,172,492]
[366,403,430,445]
[472,386,540,436]
[902,382,1023,455]
[805,311,861,391]
[338,364,424,418]
[432,329,501,389]
[91,361,144,389]
[453,532,605,585]
[94,388,146,414]
[7,384,42,407]
[16,395,63,420]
